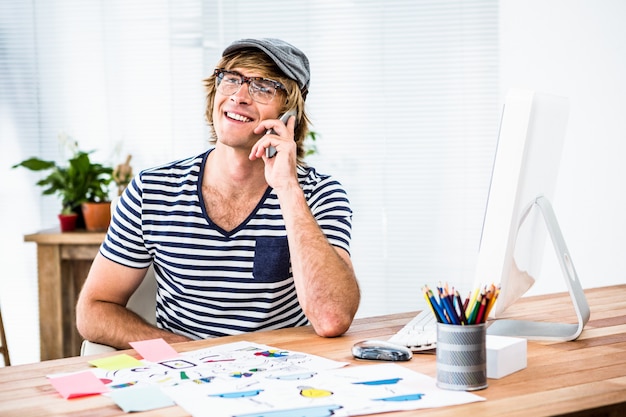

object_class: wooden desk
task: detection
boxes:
[24,229,106,360]
[1,285,626,417]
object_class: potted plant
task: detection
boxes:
[13,137,113,232]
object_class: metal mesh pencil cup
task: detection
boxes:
[436,322,488,391]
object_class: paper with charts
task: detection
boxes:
[57,340,485,415]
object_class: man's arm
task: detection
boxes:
[250,117,360,337]
[277,182,360,337]
[76,253,192,349]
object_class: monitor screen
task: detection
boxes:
[474,89,568,313]
[474,89,589,340]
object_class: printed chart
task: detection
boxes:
[48,340,484,415]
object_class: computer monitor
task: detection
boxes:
[474,89,590,341]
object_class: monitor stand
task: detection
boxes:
[487,195,590,341]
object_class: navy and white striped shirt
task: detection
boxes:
[100,149,353,339]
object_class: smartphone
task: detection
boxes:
[265,109,297,158]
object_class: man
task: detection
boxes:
[76,38,361,349]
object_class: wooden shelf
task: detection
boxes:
[24,228,106,360]
[24,228,107,245]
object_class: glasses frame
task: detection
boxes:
[214,68,285,104]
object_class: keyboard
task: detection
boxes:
[388,309,437,352]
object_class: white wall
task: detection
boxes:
[499,0,626,296]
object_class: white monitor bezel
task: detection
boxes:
[474,88,589,340]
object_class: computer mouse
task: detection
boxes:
[351,339,413,361]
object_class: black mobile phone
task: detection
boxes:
[265,109,297,158]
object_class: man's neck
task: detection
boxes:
[204,145,267,194]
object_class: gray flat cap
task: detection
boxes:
[222,38,310,98]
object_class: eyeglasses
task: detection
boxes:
[214,69,285,104]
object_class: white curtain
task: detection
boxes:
[1,0,498,363]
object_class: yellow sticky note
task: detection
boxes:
[89,353,143,370]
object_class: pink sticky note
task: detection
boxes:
[129,338,179,362]
[49,371,109,399]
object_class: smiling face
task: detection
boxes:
[204,48,309,162]
[211,67,284,151]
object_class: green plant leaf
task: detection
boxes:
[12,158,56,171]
[12,143,114,214]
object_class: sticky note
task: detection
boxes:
[130,338,179,362]
[89,353,143,370]
[109,385,175,412]
[49,371,109,399]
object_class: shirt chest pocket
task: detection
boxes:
[253,237,291,282]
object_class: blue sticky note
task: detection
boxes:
[109,385,175,412]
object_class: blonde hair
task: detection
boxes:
[204,49,310,163]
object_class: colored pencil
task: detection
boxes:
[423,282,501,325]
[455,290,468,324]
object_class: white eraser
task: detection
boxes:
[486,334,527,379]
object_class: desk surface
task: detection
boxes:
[1,285,625,417]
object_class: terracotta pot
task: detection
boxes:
[81,201,112,232]
[58,213,78,232]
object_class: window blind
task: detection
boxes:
[1,1,499,364]
[211,0,499,315]
[1,0,43,364]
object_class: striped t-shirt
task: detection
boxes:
[100,149,353,340]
